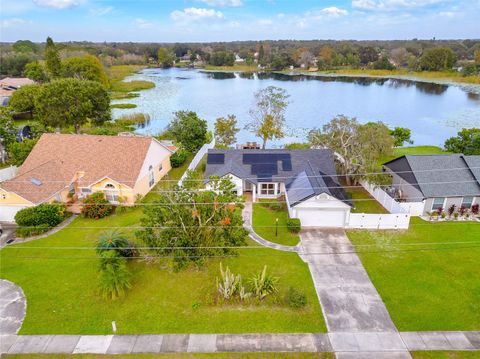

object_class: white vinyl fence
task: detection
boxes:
[0,166,18,182]
[178,138,216,187]
[345,181,411,229]
[347,213,410,229]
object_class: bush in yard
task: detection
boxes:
[98,251,132,300]
[16,223,50,238]
[447,204,456,218]
[472,204,479,216]
[249,265,279,300]
[81,192,113,219]
[97,230,133,258]
[286,218,301,233]
[15,202,67,227]
[170,148,188,168]
[216,262,241,301]
[285,287,307,308]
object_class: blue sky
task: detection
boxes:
[1,0,479,42]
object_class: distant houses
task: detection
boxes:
[0,77,35,106]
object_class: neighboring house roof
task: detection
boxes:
[204,149,351,206]
[0,77,35,88]
[1,133,173,204]
[383,154,480,198]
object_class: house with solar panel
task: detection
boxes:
[204,149,353,227]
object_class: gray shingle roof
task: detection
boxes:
[383,154,480,198]
[204,149,351,206]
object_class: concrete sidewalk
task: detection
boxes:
[1,332,479,355]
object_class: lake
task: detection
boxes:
[112,68,480,147]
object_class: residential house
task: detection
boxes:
[383,154,480,215]
[204,149,352,227]
[0,133,176,222]
[0,77,35,106]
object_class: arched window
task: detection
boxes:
[148,165,155,187]
[105,183,115,189]
[104,183,118,203]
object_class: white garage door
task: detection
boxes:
[0,205,28,222]
[296,208,347,228]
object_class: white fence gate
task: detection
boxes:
[360,181,408,214]
[178,138,215,187]
[0,166,18,182]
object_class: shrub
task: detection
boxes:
[268,202,284,211]
[216,263,241,300]
[459,205,468,217]
[16,223,50,238]
[97,230,130,256]
[81,192,113,219]
[249,265,279,300]
[447,204,456,218]
[286,218,301,233]
[170,148,188,168]
[285,287,307,308]
[471,204,479,216]
[98,251,132,300]
[15,203,67,227]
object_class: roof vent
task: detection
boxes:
[30,178,42,186]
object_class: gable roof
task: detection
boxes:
[204,149,351,206]
[383,154,480,198]
[1,133,171,204]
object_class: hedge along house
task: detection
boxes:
[0,133,176,222]
[204,149,353,228]
[382,154,480,215]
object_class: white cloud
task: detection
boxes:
[171,8,224,22]
[352,0,447,11]
[321,6,349,17]
[197,0,242,7]
[257,19,273,26]
[133,18,153,29]
[33,0,83,10]
[1,17,27,28]
[89,6,114,16]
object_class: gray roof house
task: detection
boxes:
[383,154,480,215]
[204,149,352,227]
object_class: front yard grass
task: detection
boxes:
[252,201,300,246]
[0,209,325,333]
[411,352,480,359]
[348,217,480,331]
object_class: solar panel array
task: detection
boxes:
[242,153,292,180]
[207,153,225,165]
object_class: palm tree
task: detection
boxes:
[96,229,130,255]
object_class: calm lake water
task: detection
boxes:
[112,67,480,147]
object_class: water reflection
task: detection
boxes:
[204,71,452,95]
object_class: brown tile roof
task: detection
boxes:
[1,133,165,204]
[0,77,35,88]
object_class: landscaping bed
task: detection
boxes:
[252,200,300,246]
[347,217,480,331]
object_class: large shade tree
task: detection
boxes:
[61,54,109,87]
[35,78,110,134]
[308,115,394,185]
[247,86,290,149]
[168,111,208,152]
[214,114,240,148]
[444,128,480,155]
[136,176,248,270]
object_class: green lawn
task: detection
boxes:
[344,184,388,214]
[348,217,480,331]
[412,352,480,359]
[4,354,334,359]
[0,210,325,333]
[252,202,300,246]
[379,145,449,164]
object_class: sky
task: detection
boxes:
[1,0,479,42]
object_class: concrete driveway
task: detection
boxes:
[298,228,398,333]
[0,222,17,249]
[0,280,26,335]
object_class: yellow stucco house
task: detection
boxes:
[0,133,176,222]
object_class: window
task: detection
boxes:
[148,165,155,187]
[159,163,163,172]
[431,197,445,211]
[462,196,474,209]
[81,188,92,194]
[260,183,275,196]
